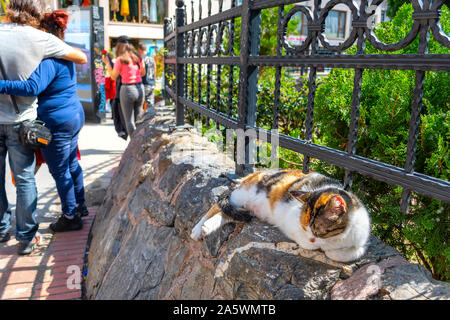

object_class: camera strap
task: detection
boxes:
[0,56,21,115]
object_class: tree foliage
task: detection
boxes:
[387,0,410,18]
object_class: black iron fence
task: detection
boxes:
[164,0,450,213]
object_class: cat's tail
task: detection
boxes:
[217,189,253,222]
[219,173,237,187]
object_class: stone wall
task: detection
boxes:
[84,105,450,300]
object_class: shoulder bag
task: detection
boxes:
[0,57,52,149]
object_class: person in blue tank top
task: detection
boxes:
[0,10,88,233]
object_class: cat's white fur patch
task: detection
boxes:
[191,216,207,240]
[229,181,370,263]
[202,214,228,237]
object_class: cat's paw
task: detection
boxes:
[324,246,366,263]
[296,239,320,251]
[201,214,227,238]
[190,220,204,241]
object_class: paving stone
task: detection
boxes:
[0,283,34,299]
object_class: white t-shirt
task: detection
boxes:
[0,23,73,124]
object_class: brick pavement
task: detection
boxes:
[0,207,97,300]
[0,118,129,300]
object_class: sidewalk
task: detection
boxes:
[0,117,128,300]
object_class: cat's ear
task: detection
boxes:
[289,190,311,203]
[326,195,347,218]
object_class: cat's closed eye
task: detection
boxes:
[310,194,349,238]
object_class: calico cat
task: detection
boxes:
[191,169,371,262]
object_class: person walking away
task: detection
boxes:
[0,0,87,254]
[104,51,116,115]
[103,42,145,137]
[137,42,155,111]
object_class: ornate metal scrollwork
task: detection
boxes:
[191,30,199,56]
[316,0,359,52]
[216,22,232,56]
[208,24,219,56]
[199,27,209,56]
[185,31,192,57]
[429,0,450,48]
[166,17,175,34]
[282,5,314,54]
[278,0,449,54]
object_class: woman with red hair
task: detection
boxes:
[0,10,88,235]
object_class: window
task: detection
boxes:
[286,11,308,47]
[107,0,168,25]
[325,10,346,38]
[381,10,387,22]
[290,11,308,36]
[299,12,308,36]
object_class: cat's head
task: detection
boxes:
[291,189,352,238]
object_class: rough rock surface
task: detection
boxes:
[84,105,450,300]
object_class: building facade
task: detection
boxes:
[1,0,175,54]
[98,0,175,53]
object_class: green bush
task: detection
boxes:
[312,4,449,281]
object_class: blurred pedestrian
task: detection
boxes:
[137,42,155,111]
[103,40,145,137]
[103,51,116,115]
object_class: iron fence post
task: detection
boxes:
[400,10,430,213]
[163,18,168,103]
[236,0,261,176]
[175,0,185,126]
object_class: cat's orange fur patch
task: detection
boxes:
[313,193,336,212]
[300,207,311,231]
[299,193,343,231]
[309,238,315,243]
[268,170,305,209]
[240,171,264,189]
[204,203,222,219]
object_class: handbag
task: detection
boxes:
[0,57,52,149]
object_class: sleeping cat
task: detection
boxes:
[191,169,371,262]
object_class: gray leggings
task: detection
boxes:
[119,83,144,136]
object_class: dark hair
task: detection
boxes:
[6,0,43,28]
[138,42,147,52]
[117,35,130,44]
[40,10,70,40]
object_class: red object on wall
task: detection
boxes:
[82,0,90,6]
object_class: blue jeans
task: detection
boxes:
[0,123,38,241]
[41,109,85,217]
